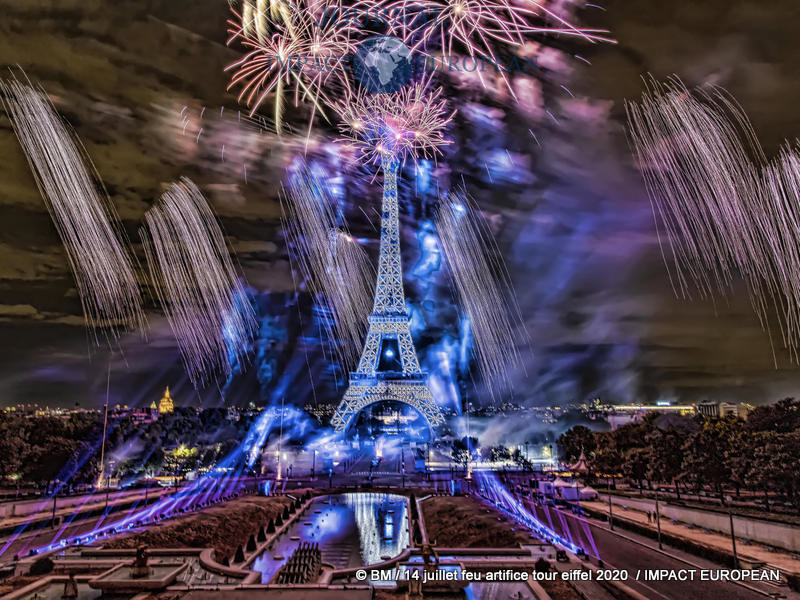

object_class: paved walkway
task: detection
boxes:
[0,488,171,531]
[581,499,800,575]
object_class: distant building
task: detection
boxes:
[737,403,754,419]
[697,401,751,419]
[130,406,157,424]
[158,386,175,414]
[109,402,157,423]
[605,402,695,430]
[697,401,720,418]
[607,411,643,430]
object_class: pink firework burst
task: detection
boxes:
[387,0,612,52]
[376,0,614,90]
[226,0,354,133]
[334,79,454,164]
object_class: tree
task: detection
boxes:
[623,446,652,491]
[23,438,77,488]
[558,426,596,463]
[746,430,800,509]
[451,437,477,468]
[746,398,800,434]
[142,445,165,478]
[724,428,755,498]
[590,435,622,478]
[647,428,687,498]
[511,448,532,471]
[681,416,738,501]
[0,414,28,481]
[65,440,100,485]
[487,445,511,463]
[613,417,656,455]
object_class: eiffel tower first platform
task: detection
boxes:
[331,153,445,433]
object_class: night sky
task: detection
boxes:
[2,0,800,409]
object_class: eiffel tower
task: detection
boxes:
[331,153,445,433]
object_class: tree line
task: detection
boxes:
[557,399,800,510]
[0,407,256,491]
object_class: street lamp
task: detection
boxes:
[311,449,317,480]
[426,443,431,481]
[607,476,614,530]
[728,507,739,568]
[655,488,663,549]
[51,492,57,528]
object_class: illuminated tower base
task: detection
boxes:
[331,153,444,433]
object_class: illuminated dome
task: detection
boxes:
[158,386,174,414]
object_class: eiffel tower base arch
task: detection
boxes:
[331,379,445,434]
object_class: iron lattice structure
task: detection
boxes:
[331,153,445,433]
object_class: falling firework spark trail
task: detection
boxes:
[436,189,525,394]
[140,178,256,386]
[327,228,378,360]
[476,471,586,554]
[170,103,272,171]
[282,164,375,369]
[0,76,144,338]
[626,77,800,362]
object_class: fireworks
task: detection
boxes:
[436,189,524,392]
[335,79,454,165]
[283,163,375,369]
[381,0,613,94]
[140,178,256,385]
[626,78,800,362]
[239,0,296,41]
[0,76,144,338]
[387,0,610,54]
[226,0,355,134]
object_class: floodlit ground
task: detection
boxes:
[104,495,295,562]
[420,496,532,548]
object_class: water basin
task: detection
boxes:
[252,492,409,584]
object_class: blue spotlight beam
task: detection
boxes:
[475,471,592,556]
